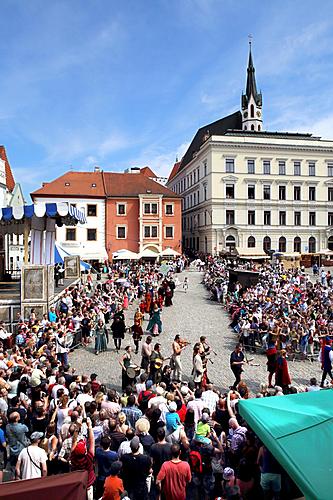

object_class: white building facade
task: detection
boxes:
[167,46,333,256]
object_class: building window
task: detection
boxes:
[328,162,333,177]
[309,236,316,253]
[279,161,286,175]
[294,237,301,252]
[226,235,236,251]
[248,185,255,199]
[117,226,126,239]
[263,236,271,253]
[328,212,333,226]
[279,186,286,200]
[204,185,207,201]
[117,203,126,215]
[144,203,158,214]
[165,204,174,215]
[264,211,271,225]
[225,158,235,173]
[204,162,207,177]
[226,210,235,225]
[294,186,301,200]
[309,212,316,226]
[279,236,286,252]
[294,211,301,226]
[248,210,255,225]
[247,236,255,248]
[309,186,316,201]
[328,236,333,251]
[144,226,158,238]
[87,228,97,241]
[226,184,235,199]
[329,187,333,201]
[263,185,271,200]
[193,193,196,205]
[87,204,97,217]
[294,161,301,176]
[279,211,286,226]
[66,228,76,241]
[247,159,255,174]
[165,226,174,238]
[308,162,316,176]
[193,171,196,183]
[263,160,271,175]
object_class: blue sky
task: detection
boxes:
[1,0,333,200]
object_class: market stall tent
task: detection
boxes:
[239,390,333,500]
[54,243,91,271]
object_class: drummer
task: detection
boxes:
[149,343,164,384]
[119,345,133,390]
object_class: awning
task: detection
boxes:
[113,249,139,260]
[235,247,269,259]
[0,202,87,225]
[159,248,181,257]
[55,243,91,271]
[139,248,159,258]
[239,391,333,500]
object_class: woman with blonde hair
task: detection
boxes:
[117,412,129,434]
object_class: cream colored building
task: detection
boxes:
[167,46,333,256]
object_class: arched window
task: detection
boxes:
[247,236,255,248]
[294,236,301,253]
[251,124,255,131]
[244,126,247,130]
[328,236,333,251]
[250,104,254,118]
[263,236,271,252]
[258,125,261,131]
[279,236,286,253]
[226,235,236,251]
[309,236,316,253]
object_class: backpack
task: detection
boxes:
[189,450,202,474]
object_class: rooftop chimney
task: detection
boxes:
[94,166,101,172]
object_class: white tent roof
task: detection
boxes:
[139,248,159,258]
[159,248,181,257]
[113,249,139,260]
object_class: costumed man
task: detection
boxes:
[266,333,277,388]
[230,343,245,390]
[171,335,188,382]
[198,336,212,388]
[150,343,164,384]
[192,344,204,388]
[131,319,143,354]
[141,335,153,373]
[275,349,291,393]
[320,337,333,387]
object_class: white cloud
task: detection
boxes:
[129,141,190,178]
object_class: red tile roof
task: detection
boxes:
[168,161,181,182]
[103,172,179,198]
[31,171,105,198]
[0,146,15,192]
[31,170,180,199]
[140,166,157,178]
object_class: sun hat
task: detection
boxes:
[155,386,164,396]
[223,467,235,480]
[30,431,44,442]
[74,440,87,456]
[180,385,189,395]
[168,401,177,412]
[135,417,150,434]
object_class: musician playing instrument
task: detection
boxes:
[150,343,164,384]
[141,335,153,372]
[198,336,213,388]
[192,344,204,388]
[171,335,190,382]
[119,345,133,390]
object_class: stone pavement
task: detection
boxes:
[70,271,323,393]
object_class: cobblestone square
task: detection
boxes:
[70,271,323,393]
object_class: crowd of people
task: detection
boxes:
[0,255,330,499]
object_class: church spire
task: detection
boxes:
[241,39,263,132]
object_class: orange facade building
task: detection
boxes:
[31,167,182,261]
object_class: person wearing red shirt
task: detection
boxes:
[156,443,191,500]
[70,417,96,500]
[102,461,125,500]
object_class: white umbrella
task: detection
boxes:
[139,248,159,258]
[159,248,181,257]
[113,250,139,260]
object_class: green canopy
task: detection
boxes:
[239,390,333,500]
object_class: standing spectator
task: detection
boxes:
[122,395,143,429]
[230,343,245,389]
[95,436,118,498]
[156,443,191,500]
[6,412,29,467]
[150,427,172,478]
[187,389,204,425]
[102,461,125,500]
[70,417,96,500]
[15,431,47,480]
[121,436,152,500]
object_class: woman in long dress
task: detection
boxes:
[147,305,162,335]
[192,344,204,388]
[94,319,108,355]
[120,345,133,390]
[164,286,173,307]
[275,349,291,392]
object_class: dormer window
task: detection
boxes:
[91,183,97,188]
[65,182,70,186]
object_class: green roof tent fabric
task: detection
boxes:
[239,390,333,500]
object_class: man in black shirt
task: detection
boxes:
[230,343,245,389]
[121,436,152,500]
[150,427,172,478]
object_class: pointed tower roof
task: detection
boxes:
[242,43,262,108]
